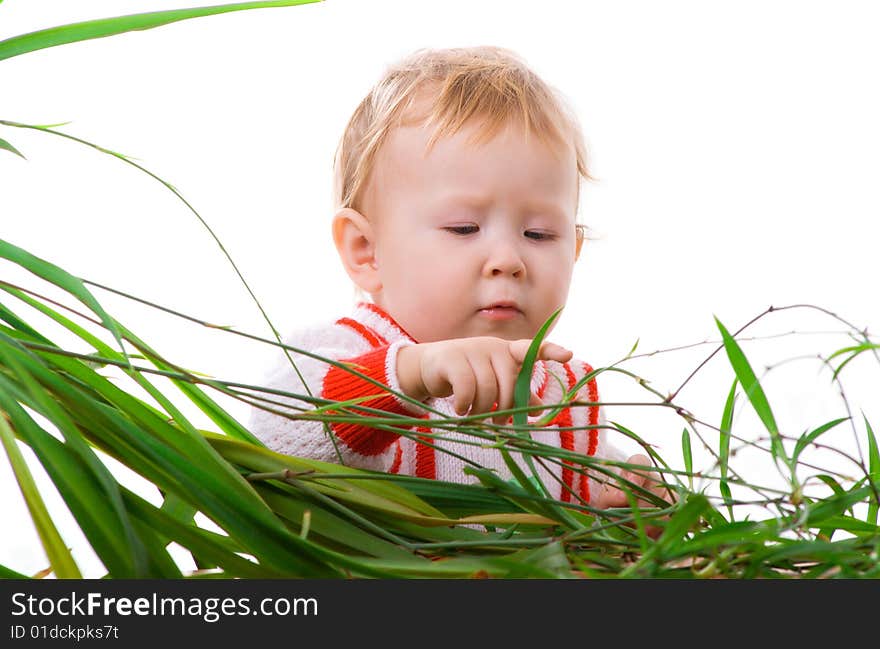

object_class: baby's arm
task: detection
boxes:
[248,324,420,470]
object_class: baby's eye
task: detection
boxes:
[524,230,556,241]
[444,225,479,235]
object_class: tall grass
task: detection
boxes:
[1,230,878,577]
[1,1,878,579]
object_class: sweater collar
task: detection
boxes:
[354,301,418,344]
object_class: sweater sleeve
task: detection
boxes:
[535,358,626,505]
[247,322,422,472]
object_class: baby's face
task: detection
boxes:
[362,118,580,343]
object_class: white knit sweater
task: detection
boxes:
[248,301,620,505]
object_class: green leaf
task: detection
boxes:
[509,307,564,502]
[810,515,878,536]
[0,328,340,576]
[0,564,29,579]
[626,337,640,358]
[714,316,786,463]
[793,417,849,465]
[513,306,563,428]
[806,484,872,526]
[123,489,282,578]
[681,427,693,491]
[0,340,152,577]
[0,406,82,578]
[828,342,880,381]
[0,1,323,62]
[654,493,710,550]
[719,378,736,519]
[256,483,416,561]
[0,136,25,158]
[676,520,772,556]
[865,413,879,526]
[0,238,129,365]
[621,493,710,575]
[503,541,572,578]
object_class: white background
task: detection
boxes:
[1,0,878,577]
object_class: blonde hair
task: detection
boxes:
[334,47,591,218]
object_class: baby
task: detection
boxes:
[249,46,662,511]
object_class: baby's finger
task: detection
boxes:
[506,339,533,364]
[491,354,516,425]
[538,341,573,363]
[507,339,573,365]
[446,359,476,417]
[625,454,656,487]
[469,357,498,418]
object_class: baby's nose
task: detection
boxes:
[485,245,525,277]
[491,263,523,277]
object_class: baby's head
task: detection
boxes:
[332,46,590,343]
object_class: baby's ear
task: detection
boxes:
[574,224,585,260]
[332,207,382,293]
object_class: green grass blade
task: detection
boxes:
[256,483,418,560]
[676,520,772,556]
[681,428,693,491]
[0,238,129,365]
[496,448,579,528]
[0,136,25,158]
[122,489,279,578]
[0,564,29,579]
[404,473,525,517]
[508,307,566,507]
[502,541,572,579]
[0,407,82,578]
[714,317,786,464]
[805,485,872,527]
[810,515,878,537]
[0,373,187,577]
[792,417,849,465]
[115,323,261,445]
[621,493,710,576]
[0,333,340,576]
[513,307,563,429]
[828,342,880,381]
[208,436,448,523]
[865,414,879,526]
[0,1,322,62]
[719,378,736,520]
[1,282,259,446]
[0,338,152,576]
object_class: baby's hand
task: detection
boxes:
[396,337,573,424]
[594,454,672,538]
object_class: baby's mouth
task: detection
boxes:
[478,303,523,320]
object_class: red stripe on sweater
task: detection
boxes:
[585,362,600,456]
[536,362,550,400]
[579,468,591,505]
[415,425,436,479]
[336,317,387,347]
[560,363,580,502]
[389,442,402,474]
[580,362,600,504]
[544,363,578,502]
[559,425,575,503]
[323,346,410,456]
